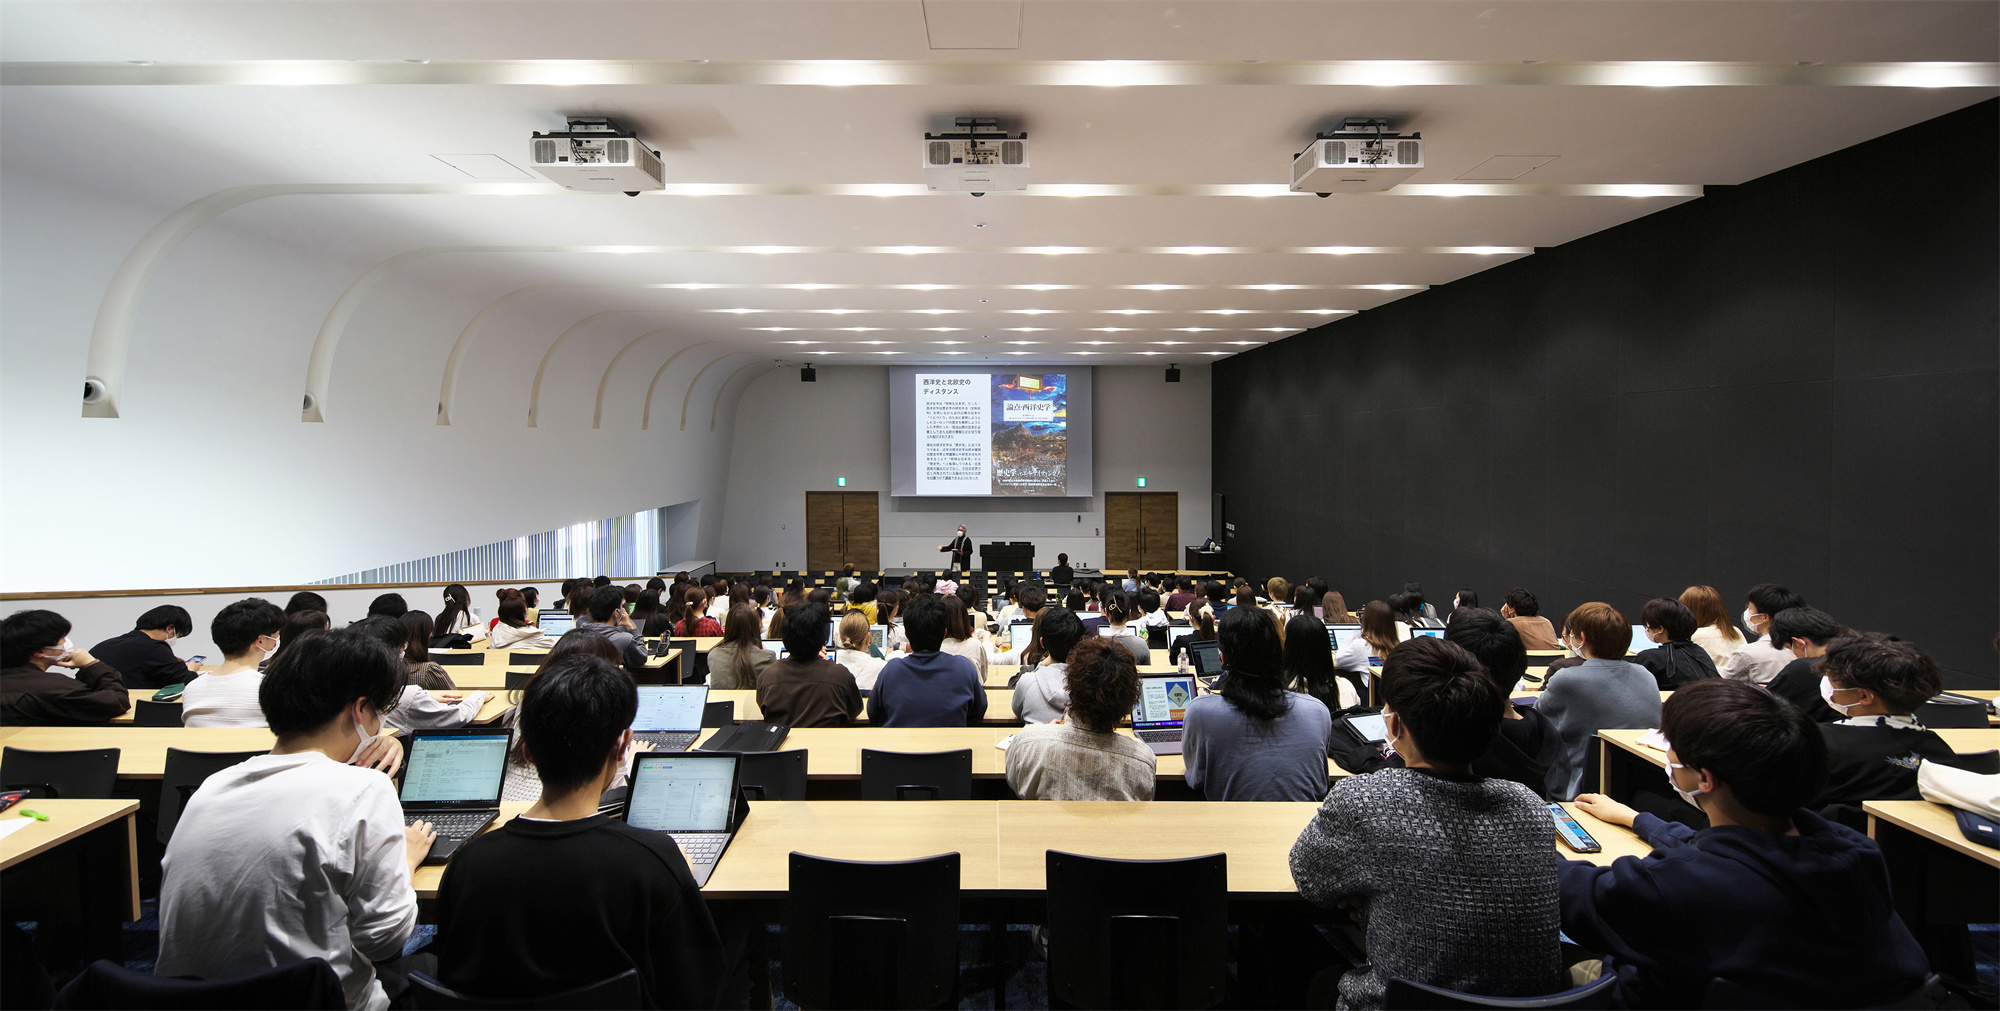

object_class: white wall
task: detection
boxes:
[716,364,1211,572]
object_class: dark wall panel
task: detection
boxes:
[1212,100,1999,687]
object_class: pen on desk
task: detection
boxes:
[17,809,48,821]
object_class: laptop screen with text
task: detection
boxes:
[1132,675,1196,730]
[633,686,706,733]
[626,753,737,833]
[401,733,509,805]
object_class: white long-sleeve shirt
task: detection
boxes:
[179,669,267,727]
[1334,635,1380,675]
[383,684,488,733]
[158,751,417,1011]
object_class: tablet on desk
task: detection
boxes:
[1345,713,1389,743]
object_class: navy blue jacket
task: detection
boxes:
[1558,809,1927,1009]
[867,650,987,727]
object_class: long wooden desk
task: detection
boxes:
[1599,726,2000,800]
[0,799,143,962]
[115,688,512,725]
[2,727,277,778]
[707,689,1022,726]
[1865,800,1999,934]
[413,798,1649,900]
[761,726,1348,783]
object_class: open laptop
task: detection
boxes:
[400,729,511,864]
[1185,639,1224,679]
[1406,627,1445,640]
[1131,673,1198,754]
[632,685,708,750]
[1008,619,1036,653]
[621,751,745,887]
[1327,623,1362,651]
[539,612,575,635]
[761,637,789,659]
[1628,625,1651,656]
[1078,613,1107,636]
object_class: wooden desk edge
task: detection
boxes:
[1864,800,2000,870]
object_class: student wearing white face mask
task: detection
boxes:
[159,628,437,1011]
[1717,583,1807,684]
[180,597,287,728]
[0,609,129,725]
[1811,630,1978,811]
[1760,606,1844,723]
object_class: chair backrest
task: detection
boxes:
[702,700,736,728]
[1044,850,1228,1010]
[1951,749,1999,776]
[506,671,535,692]
[408,969,644,1010]
[0,747,120,800]
[509,652,549,667]
[1917,702,1992,729]
[157,749,267,845]
[1384,972,1617,1009]
[782,852,962,1009]
[133,698,185,727]
[740,749,809,801]
[429,652,486,666]
[51,956,345,1010]
[860,749,973,801]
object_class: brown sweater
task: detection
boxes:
[755,658,863,728]
[1,660,129,725]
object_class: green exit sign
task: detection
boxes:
[1136,476,1147,488]
[836,476,848,487]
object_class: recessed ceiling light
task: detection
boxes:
[784,340,820,344]
[941,351,968,355]
[1259,328,1294,332]
[1088,328,1131,333]
[838,327,884,332]
[753,327,798,332]
[1079,340,1113,345]
[1155,341,1185,345]
[1071,351,1098,355]
[1007,341,1041,345]
[1203,351,1230,356]
[859,340,893,345]
[717,308,758,314]
[1135,351,1164,355]
[1175,328,1215,333]
[874,351,902,354]
[936,340,966,345]
[1008,328,1049,332]
[1005,351,1033,356]
[810,351,836,355]
[1226,341,1263,345]
[1015,309,1056,315]
[924,327,963,332]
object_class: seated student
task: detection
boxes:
[436,584,477,636]
[1168,608,1217,666]
[181,597,285,727]
[989,583,1049,666]
[579,585,650,674]
[758,604,864,728]
[1166,577,1197,616]
[90,604,199,689]
[1719,582,1807,684]
[158,629,437,1011]
[1012,607,1086,724]
[833,611,888,690]
[667,588,720,638]
[1539,602,1662,799]
[868,592,988,727]
[284,591,329,619]
[1098,591,1153,664]
[707,606,775,690]
[1,609,129,725]
[1680,584,1745,666]
[488,595,558,650]
[268,608,330,669]
[1499,587,1561,650]
[397,610,459,690]
[938,595,991,680]
[438,652,728,1006]
[1290,636,1561,1011]
[365,592,408,619]
[1632,597,1721,690]
[1050,552,1075,587]
[1184,606,1334,802]
[1321,590,1356,625]
[1565,680,1929,1009]
[1333,600,1398,677]
[1814,630,1971,808]
[1134,589,1171,632]
[1762,606,1844,722]
[1007,637,1157,801]
[351,616,488,733]
[629,588,664,636]
[1284,613,1359,713]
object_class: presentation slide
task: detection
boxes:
[401,734,509,803]
[627,756,735,832]
[1133,676,1195,724]
[889,366,1093,497]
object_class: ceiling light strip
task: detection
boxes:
[642,183,1698,198]
[9,60,1993,88]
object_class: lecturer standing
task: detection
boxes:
[938,526,973,572]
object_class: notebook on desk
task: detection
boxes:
[1131,673,1198,754]
[632,685,708,751]
[621,751,746,887]
[400,729,511,865]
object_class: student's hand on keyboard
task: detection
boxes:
[405,819,437,875]
[1573,793,1637,828]
[352,736,403,777]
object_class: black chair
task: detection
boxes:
[429,652,486,666]
[1044,851,1229,1010]
[505,671,535,691]
[1701,975,1929,1011]
[0,747,119,800]
[740,749,809,801]
[133,698,184,727]
[1383,973,1617,1009]
[157,749,266,845]
[510,652,550,667]
[860,749,972,801]
[408,969,644,1010]
[1951,749,1999,775]
[669,639,701,683]
[703,700,736,727]
[1917,702,1991,729]
[51,956,345,1009]
[783,852,962,1009]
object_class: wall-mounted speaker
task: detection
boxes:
[1165,364,1181,383]
[801,366,817,382]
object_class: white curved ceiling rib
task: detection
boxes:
[596,334,724,430]
[680,351,764,431]
[710,361,782,432]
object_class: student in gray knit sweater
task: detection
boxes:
[1290,637,1563,1010]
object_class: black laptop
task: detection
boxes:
[399,728,511,864]
[620,751,748,886]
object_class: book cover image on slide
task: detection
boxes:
[992,373,1067,495]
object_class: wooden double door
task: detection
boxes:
[805,491,880,571]
[1105,492,1179,571]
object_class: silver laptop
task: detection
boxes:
[621,751,745,887]
[631,685,708,751]
[1130,673,1198,755]
[1327,623,1362,651]
[400,729,511,864]
[1008,619,1036,652]
[539,612,575,635]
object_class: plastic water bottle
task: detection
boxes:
[1178,649,1190,677]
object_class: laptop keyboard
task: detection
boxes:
[634,730,700,750]
[671,832,727,865]
[407,810,493,838]
[1136,729,1184,744]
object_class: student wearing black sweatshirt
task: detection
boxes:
[1329,608,1560,799]
[1762,606,1844,723]
[1813,630,1971,810]
[1564,680,1929,1009]
[435,653,732,1008]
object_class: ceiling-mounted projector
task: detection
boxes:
[1290,118,1424,195]
[923,117,1028,196]
[529,116,664,195]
